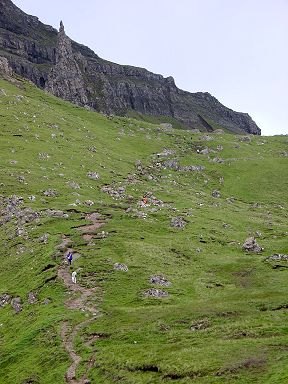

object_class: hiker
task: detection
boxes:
[142,196,148,205]
[71,271,77,284]
[66,251,73,265]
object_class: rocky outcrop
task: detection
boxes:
[0,0,261,134]
[45,21,88,106]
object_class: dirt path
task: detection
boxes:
[58,212,105,383]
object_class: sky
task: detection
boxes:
[13,0,288,136]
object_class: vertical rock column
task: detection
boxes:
[45,21,88,106]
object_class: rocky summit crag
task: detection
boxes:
[0,0,261,134]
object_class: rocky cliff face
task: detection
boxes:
[0,0,261,134]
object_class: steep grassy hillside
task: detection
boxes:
[0,78,287,384]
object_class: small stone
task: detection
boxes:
[87,171,100,180]
[84,200,94,206]
[212,190,221,198]
[67,181,80,189]
[144,288,169,298]
[114,263,128,272]
[38,233,49,243]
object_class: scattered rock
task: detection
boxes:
[67,181,80,189]
[265,254,288,262]
[217,145,223,151]
[87,171,100,180]
[251,202,261,208]
[199,147,210,155]
[190,129,201,134]
[11,297,22,313]
[212,157,224,163]
[171,216,186,229]
[242,237,263,253]
[144,288,169,298]
[44,209,68,218]
[114,263,128,272]
[43,189,58,197]
[15,227,27,237]
[149,275,171,287]
[28,195,36,201]
[101,185,126,199]
[239,136,251,142]
[84,200,94,206]
[0,294,11,307]
[28,292,37,304]
[42,298,50,305]
[38,233,49,243]
[212,190,221,198]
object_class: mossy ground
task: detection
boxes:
[0,78,287,383]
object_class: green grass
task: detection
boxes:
[0,77,287,383]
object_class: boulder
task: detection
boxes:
[149,275,171,287]
[242,237,263,253]
[11,297,22,313]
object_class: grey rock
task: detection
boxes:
[150,275,171,287]
[67,181,80,189]
[28,292,37,304]
[0,56,13,78]
[44,209,68,218]
[87,171,100,180]
[42,298,50,305]
[212,190,221,198]
[84,200,94,206]
[114,263,128,272]
[212,157,224,163]
[239,136,251,142]
[0,293,11,307]
[11,297,22,313]
[265,254,288,262]
[171,216,186,229]
[43,189,58,197]
[242,237,263,253]
[144,288,169,298]
[38,233,49,243]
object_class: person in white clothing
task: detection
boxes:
[71,271,77,284]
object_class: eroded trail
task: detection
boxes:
[58,212,105,384]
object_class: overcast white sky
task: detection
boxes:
[13,0,288,136]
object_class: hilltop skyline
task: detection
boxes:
[13,0,288,135]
